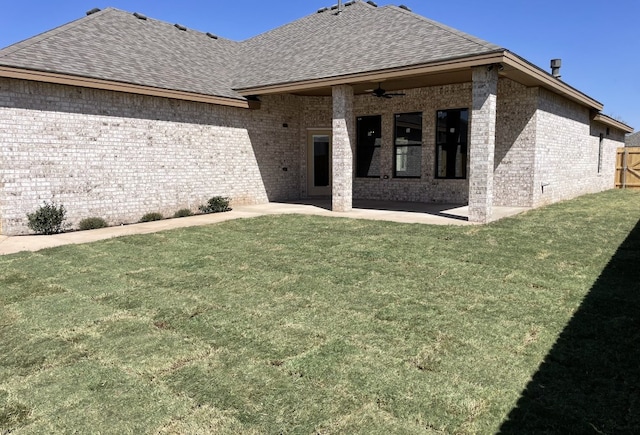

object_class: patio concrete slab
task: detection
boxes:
[0,201,529,255]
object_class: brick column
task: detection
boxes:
[469,65,498,223]
[332,85,354,212]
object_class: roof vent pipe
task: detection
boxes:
[337,0,343,13]
[551,59,562,79]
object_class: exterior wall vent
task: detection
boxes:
[86,8,101,16]
[133,12,147,20]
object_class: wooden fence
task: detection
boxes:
[616,147,640,190]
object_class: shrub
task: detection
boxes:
[198,196,231,214]
[78,217,108,231]
[27,202,67,235]
[139,212,163,223]
[173,208,193,218]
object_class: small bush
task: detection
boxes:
[78,217,108,231]
[27,202,67,235]
[139,212,163,223]
[173,208,193,218]
[199,196,231,214]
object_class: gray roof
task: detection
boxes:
[0,1,503,99]
[235,1,502,89]
[626,131,640,147]
[0,8,244,100]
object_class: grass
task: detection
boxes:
[1,190,639,434]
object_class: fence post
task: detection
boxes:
[622,148,628,189]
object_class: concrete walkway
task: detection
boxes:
[0,201,529,255]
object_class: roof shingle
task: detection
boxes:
[0,8,244,100]
[234,1,502,89]
[0,1,503,98]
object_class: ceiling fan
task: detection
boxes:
[370,83,406,99]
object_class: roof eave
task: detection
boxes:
[234,51,507,95]
[501,51,603,111]
[592,112,634,134]
[236,50,604,112]
[0,66,255,109]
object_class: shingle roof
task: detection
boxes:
[235,1,502,89]
[626,131,640,147]
[0,8,244,100]
[0,1,503,99]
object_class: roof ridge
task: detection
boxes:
[0,8,114,59]
[384,4,502,50]
[242,0,372,43]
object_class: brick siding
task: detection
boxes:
[0,78,300,235]
[0,76,625,234]
[533,88,618,206]
[352,83,472,203]
[494,79,537,207]
[468,66,498,223]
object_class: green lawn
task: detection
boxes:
[1,190,639,434]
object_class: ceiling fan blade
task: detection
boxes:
[370,83,405,98]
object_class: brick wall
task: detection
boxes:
[297,79,623,210]
[494,79,537,207]
[331,85,355,211]
[0,76,626,235]
[0,78,300,235]
[348,83,472,203]
[468,66,498,223]
[300,96,332,199]
[533,88,618,206]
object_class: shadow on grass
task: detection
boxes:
[499,219,640,433]
[283,199,469,221]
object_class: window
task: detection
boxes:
[436,109,468,179]
[356,115,382,178]
[598,133,604,173]
[394,112,422,178]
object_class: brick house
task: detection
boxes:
[0,1,632,235]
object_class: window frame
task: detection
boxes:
[356,115,383,178]
[597,133,604,174]
[435,108,469,180]
[393,112,423,179]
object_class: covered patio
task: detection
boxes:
[244,200,530,226]
[246,56,553,224]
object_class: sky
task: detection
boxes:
[1,0,638,132]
